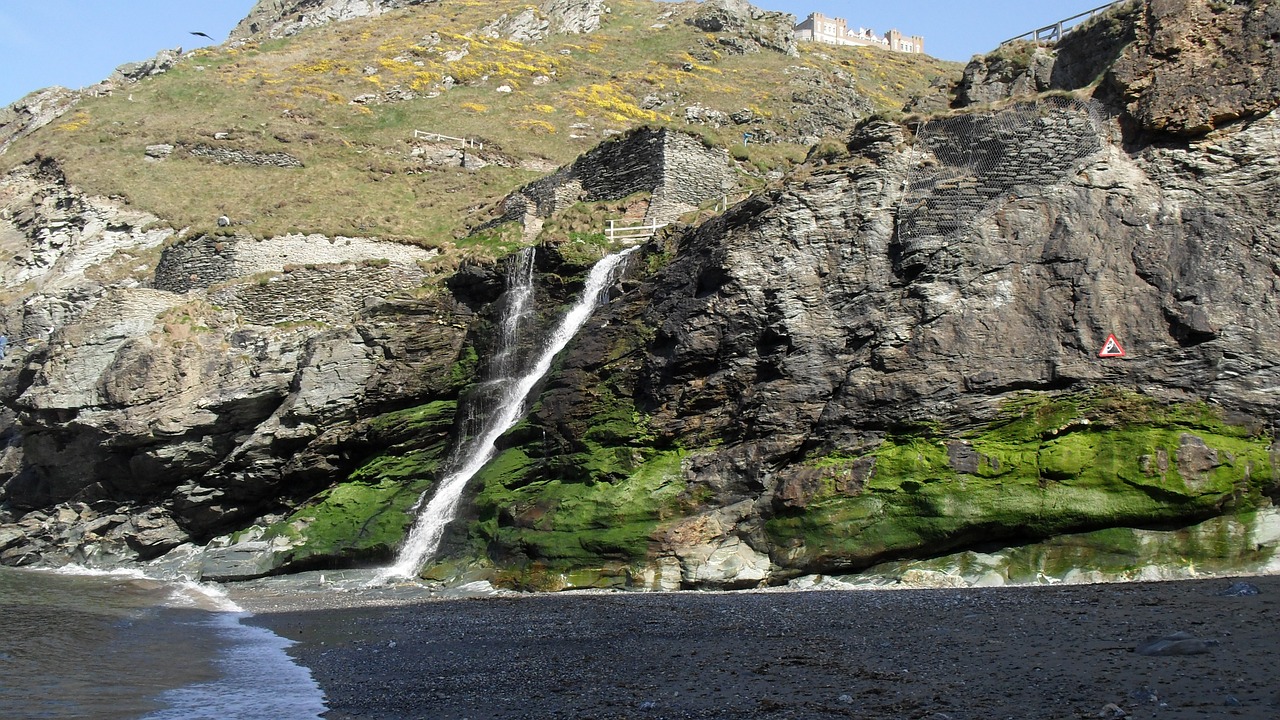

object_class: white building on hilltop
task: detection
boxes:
[794,12,926,55]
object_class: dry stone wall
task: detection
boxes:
[154,233,438,293]
[152,236,237,293]
[479,127,736,233]
[209,264,427,325]
[653,130,738,220]
[187,145,303,168]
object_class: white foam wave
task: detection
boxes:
[47,563,151,579]
[165,579,246,613]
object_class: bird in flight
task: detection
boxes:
[190,31,214,41]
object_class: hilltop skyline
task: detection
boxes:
[0,1,1118,107]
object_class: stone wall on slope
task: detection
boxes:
[478,127,736,233]
[154,233,437,294]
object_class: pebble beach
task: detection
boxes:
[242,574,1280,719]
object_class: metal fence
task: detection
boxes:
[1000,1,1129,46]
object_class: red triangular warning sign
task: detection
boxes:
[1098,334,1125,358]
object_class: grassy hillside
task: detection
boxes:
[2,0,957,249]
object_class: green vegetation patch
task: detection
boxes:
[471,448,686,569]
[863,509,1279,584]
[367,399,459,439]
[769,390,1274,572]
[262,476,432,567]
[259,400,457,567]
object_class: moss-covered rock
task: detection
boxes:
[469,448,685,577]
[258,400,458,570]
[854,507,1280,587]
[767,391,1274,574]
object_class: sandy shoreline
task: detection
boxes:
[244,575,1279,719]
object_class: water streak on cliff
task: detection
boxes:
[377,246,637,581]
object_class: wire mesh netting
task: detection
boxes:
[897,96,1105,243]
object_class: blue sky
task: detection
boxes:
[0,1,1118,106]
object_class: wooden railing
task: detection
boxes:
[412,130,484,149]
[604,219,666,243]
[1000,1,1128,47]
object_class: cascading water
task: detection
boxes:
[491,247,536,381]
[376,245,639,582]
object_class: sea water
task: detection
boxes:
[0,566,325,719]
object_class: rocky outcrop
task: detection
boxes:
[687,0,797,56]
[231,0,440,39]
[1107,0,1280,135]
[957,0,1280,138]
[482,0,608,43]
[953,45,1059,107]
[953,3,1140,108]
[0,88,81,157]
[782,65,879,144]
[0,157,470,568]
[110,48,183,84]
[0,157,175,339]
[545,0,608,35]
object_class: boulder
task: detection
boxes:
[200,539,284,581]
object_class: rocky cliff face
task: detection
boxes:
[447,97,1278,588]
[0,157,469,567]
[417,0,1280,589]
[956,0,1280,138]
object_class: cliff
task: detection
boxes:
[1,0,1277,587]
[423,0,1280,589]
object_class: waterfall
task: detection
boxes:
[491,247,536,381]
[376,246,639,582]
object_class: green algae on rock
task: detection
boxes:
[767,392,1274,574]
[464,448,686,588]
[845,506,1280,588]
[256,400,458,571]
